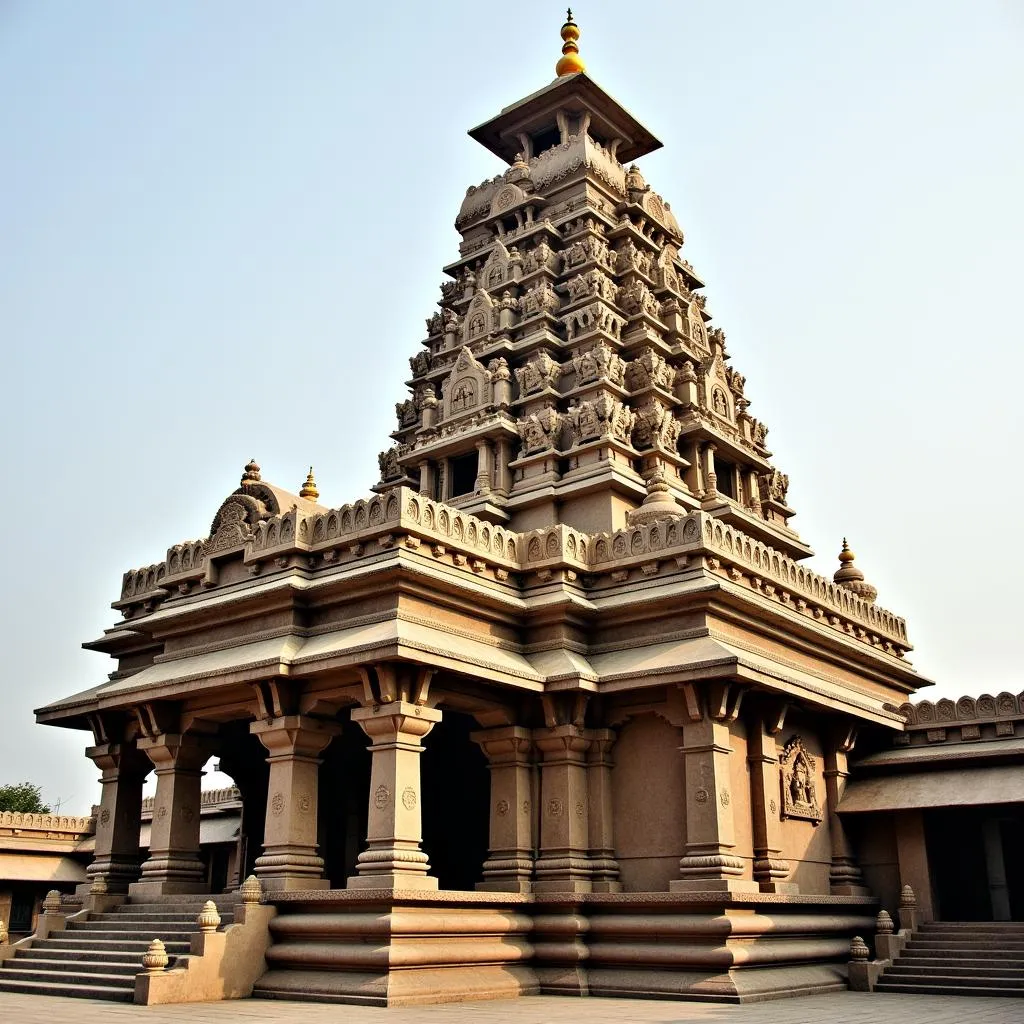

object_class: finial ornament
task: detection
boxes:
[299,466,319,501]
[833,538,878,604]
[556,8,586,77]
[241,458,262,485]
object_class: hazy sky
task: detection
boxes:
[2,2,1021,813]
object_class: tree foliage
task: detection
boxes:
[0,782,51,813]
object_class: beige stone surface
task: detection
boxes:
[1,991,1022,1023]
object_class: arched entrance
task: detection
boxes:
[421,710,489,891]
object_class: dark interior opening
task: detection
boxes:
[926,805,1024,920]
[714,456,737,499]
[449,452,478,498]
[319,716,372,888]
[530,125,562,156]
[421,710,490,891]
[216,723,270,884]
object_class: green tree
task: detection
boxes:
[0,782,51,813]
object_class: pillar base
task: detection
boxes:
[669,878,761,894]
[476,880,534,894]
[591,881,623,893]
[533,880,593,893]
[831,884,872,897]
[258,876,330,892]
[129,879,209,896]
[347,873,439,892]
[759,881,800,895]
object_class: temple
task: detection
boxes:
[4,12,1023,1007]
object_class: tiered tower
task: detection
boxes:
[377,13,808,558]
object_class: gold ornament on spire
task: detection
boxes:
[833,538,878,604]
[299,466,319,501]
[556,8,586,77]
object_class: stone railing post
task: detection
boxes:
[471,725,535,892]
[85,741,148,894]
[249,715,340,891]
[587,728,621,892]
[348,701,441,890]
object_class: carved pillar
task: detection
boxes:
[895,810,934,921]
[348,701,442,890]
[133,732,214,895]
[85,742,148,893]
[474,440,493,495]
[438,457,450,501]
[250,715,340,891]
[746,469,762,514]
[471,725,534,892]
[587,728,621,892]
[418,460,435,499]
[702,443,718,498]
[533,725,593,892]
[494,438,513,495]
[671,683,758,894]
[747,709,796,893]
[823,729,870,895]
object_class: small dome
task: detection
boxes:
[833,539,878,603]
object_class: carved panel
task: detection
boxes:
[779,736,822,824]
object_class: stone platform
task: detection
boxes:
[252,888,877,1006]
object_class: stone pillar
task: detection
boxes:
[494,439,513,495]
[587,729,621,892]
[982,817,1011,921]
[533,725,593,892]
[747,716,795,893]
[471,725,534,892]
[418,460,435,499]
[746,469,762,514]
[250,715,340,891]
[132,732,214,895]
[702,444,718,498]
[474,439,493,495]
[671,688,757,894]
[823,740,870,895]
[895,809,934,921]
[348,701,442,890]
[85,742,148,893]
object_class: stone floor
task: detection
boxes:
[0,992,1021,1023]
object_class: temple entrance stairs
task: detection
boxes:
[0,896,229,1002]
[875,921,1024,997]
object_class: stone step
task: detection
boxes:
[67,919,199,934]
[9,956,142,977]
[95,910,215,922]
[907,939,1024,951]
[893,957,1024,971]
[0,977,135,1002]
[902,946,1024,960]
[0,965,136,989]
[920,922,1024,931]
[875,979,1024,998]
[37,936,191,955]
[887,965,1024,984]
[6,947,152,965]
[888,958,1024,974]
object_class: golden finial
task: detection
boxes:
[299,466,319,501]
[241,458,261,485]
[556,8,586,77]
[833,538,878,603]
[838,537,855,564]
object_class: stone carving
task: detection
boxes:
[563,301,625,341]
[571,341,624,386]
[567,395,635,446]
[617,279,661,319]
[442,348,491,420]
[395,398,417,429]
[625,348,673,392]
[462,289,495,343]
[631,400,681,451]
[402,786,417,810]
[688,301,708,350]
[374,785,391,809]
[514,351,562,395]
[517,405,564,454]
[566,268,617,304]
[615,238,653,276]
[520,280,559,318]
[760,469,790,504]
[779,736,822,824]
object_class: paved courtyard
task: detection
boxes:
[0,992,1021,1024]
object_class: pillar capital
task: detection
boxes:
[470,725,533,765]
[351,701,441,744]
[85,741,149,778]
[250,714,341,759]
[136,731,215,774]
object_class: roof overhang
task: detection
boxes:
[469,73,662,165]
[839,765,1024,813]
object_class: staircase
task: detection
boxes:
[0,896,232,1002]
[876,921,1024,997]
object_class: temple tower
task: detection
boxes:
[378,12,808,557]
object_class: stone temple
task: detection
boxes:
[5,12,1023,1008]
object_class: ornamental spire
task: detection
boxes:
[833,539,878,604]
[299,466,319,501]
[556,9,586,77]
[240,458,261,485]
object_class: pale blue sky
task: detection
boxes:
[2,2,1021,812]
